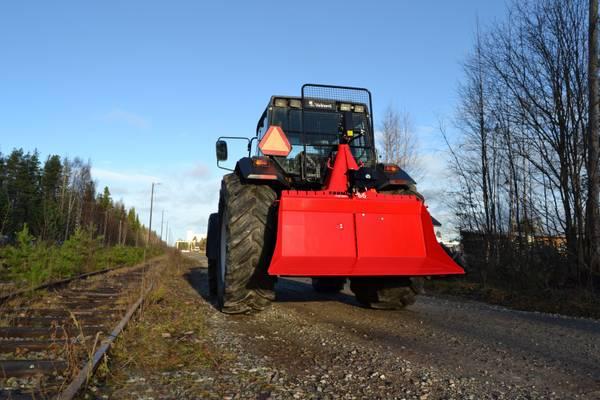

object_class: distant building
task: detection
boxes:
[175,240,191,253]
[175,231,207,253]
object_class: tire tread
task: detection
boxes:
[218,174,276,314]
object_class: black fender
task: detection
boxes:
[236,157,289,187]
[375,163,417,191]
[350,164,417,191]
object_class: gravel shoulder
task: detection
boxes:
[90,255,600,399]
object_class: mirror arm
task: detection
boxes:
[248,136,258,155]
[216,136,252,172]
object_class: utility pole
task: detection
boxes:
[165,220,169,246]
[160,210,165,242]
[587,0,600,279]
[118,219,122,246]
[103,211,108,245]
[122,221,127,245]
[147,182,160,247]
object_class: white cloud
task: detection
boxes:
[102,109,151,129]
[92,168,158,184]
[92,165,220,245]
[185,163,210,179]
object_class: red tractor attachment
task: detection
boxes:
[268,143,464,277]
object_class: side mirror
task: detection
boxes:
[216,140,228,161]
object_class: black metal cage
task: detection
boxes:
[301,84,374,133]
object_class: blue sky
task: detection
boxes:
[0,1,507,242]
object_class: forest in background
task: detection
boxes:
[0,148,162,289]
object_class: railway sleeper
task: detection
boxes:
[0,339,75,352]
[0,325,105,339]
[0,359,68,378]
[2,316,108,327]
[0,389,43,400]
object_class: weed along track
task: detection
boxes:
[0,257,162,399]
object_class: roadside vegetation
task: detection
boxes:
[0,148,163,292]
[0,225,162,290]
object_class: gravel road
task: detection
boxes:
[191,254,600,399]
[98,255,600,399]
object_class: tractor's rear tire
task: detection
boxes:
[217,173,277,314]
[206,213,219,298]
[349,277,421,310]
[311,278,346,293]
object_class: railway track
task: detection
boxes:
[0,258,161,399]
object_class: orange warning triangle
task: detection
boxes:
[259,126,292,156]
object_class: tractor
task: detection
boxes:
[206,84,463,313]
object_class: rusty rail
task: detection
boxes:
[57,284,152,400]
[0,262,144,306]
[0,258,159,399]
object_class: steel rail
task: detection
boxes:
[56,282,153,400]
[0,260,153,306]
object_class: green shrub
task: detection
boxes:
[1,225,50,289]
[55,228,102,277]
[0,224,164,290]
[97,245,146,269]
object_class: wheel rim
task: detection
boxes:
[218,208,228,299]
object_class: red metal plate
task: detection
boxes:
[267,191,464,277]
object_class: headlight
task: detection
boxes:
[274,98,288,107]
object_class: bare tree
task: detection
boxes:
[586,0,600,278]
[456,24,499,236]
[448,0,593,289]
[491,0,587,273]
[378,105,421,176]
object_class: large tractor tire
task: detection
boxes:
[217,173,277,314]
[311,277,346,293]
[206,213,219,298]
[349,277,422,310]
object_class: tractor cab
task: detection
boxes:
[216,84,416,192]
[255,96,376,185]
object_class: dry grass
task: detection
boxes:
[426,279,600,319]
[94,252,214,389]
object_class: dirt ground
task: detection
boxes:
[87,254,600,399]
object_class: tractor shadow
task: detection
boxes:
[184,267,213,304]
[275,277,361,307]
[183,267,361,310]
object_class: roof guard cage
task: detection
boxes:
[301,84,374,134]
